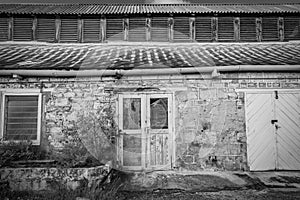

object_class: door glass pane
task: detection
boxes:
[150,98,168,129]
[123,134,141,166]
[123,98,141,130]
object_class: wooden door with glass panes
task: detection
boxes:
[118,93,173,171]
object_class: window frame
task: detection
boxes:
[0,92,42,145]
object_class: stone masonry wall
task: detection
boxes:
[0,165,110,191]
[0,72,299,171]
[175,87,246,171]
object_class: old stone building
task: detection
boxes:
[0,3,299,172]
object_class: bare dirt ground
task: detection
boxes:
[2,188,300,200]
[115,189,300,200]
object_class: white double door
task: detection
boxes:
[245,90,300,171]
[118,93,173,171]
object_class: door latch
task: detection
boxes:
[271,120,278,124]
[274,91,278,99]
[271,120,281,129]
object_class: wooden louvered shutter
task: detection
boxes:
[151,17,168,42]
[4,95,39,141]
[106,17,124,41]
[284,16,300,41]
[13,17,33,41]
[262,17,279,41]
[0,16,8,41]
[37,16,55,42]
[60,16,78,43]
[217,17,234,41]
[173,17,190,41]
[240,17,257,41]
[129,18,146,41]
[83,17,101,43]
[195,17,212,42]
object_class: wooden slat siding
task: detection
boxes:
[246,92,276,171]
[212,17,218,42]
[262,17,279,41]
[234,17,240,41]
[60,16,78,43]
[240,17,257,41]
[151,17,168,42]
[37,16,56,42]
[106,17,124,41]
[0,16,8,41]
[13,17,33,41]
[83,17,101,43]
[195,17,212,42]
[129,17,146,41]
[256,17,262,42]
[276,92,300,170]
[55,16,61,42]
[4,96,38,141]
[173,16,190,42]
[217,17,235,41]
[284,16,300,41]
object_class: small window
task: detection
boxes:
[1,93,41,145]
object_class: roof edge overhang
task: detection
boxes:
[1,3,300,15]
[1,65,300,78]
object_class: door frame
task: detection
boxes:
[116,92,175,171]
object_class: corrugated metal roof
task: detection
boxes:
[0,42,300,71]
[0,3,300,15]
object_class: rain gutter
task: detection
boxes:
[0,65,300,77]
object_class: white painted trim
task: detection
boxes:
[171,92,176,168]
[0,92,42,145]
[236,89,300,93]
[0,88,53,93]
